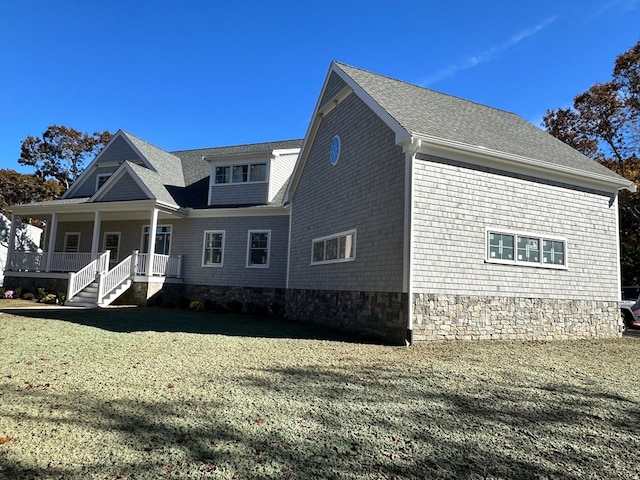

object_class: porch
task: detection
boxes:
[4,250,182,308]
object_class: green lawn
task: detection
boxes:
[0,307,638,479]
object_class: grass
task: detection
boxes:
[0,306,639,479]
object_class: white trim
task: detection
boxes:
[63,232,81,253]
[187,206,289,218]
[95,174,111,191]
[310,229,356,265]
[415,136,635,194]
[614,195,622,300]
[246,229,271,268]
[202,230,225,267]
[90,162,155,202]
[484,227,568,270]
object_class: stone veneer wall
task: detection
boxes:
[183,285,286,315]
[285,289,408,345]
[2,275,68,297]
[413,294,623,341]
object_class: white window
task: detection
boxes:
[64,232,81,253]
[96,174,111,190]
[141,225,172,255]
[486,229,567,268]
[312,230,356,265]
[202,230,225,267]
[214,163,268,184]
[247,230,270,268]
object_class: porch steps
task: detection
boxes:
[98,278,132,307]
[66,281,99,309]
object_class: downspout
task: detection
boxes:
[403,138,421,345]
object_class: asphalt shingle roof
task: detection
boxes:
[334,62,625,182]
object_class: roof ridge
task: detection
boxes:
[171,138,304,154]
[333,61,520,119]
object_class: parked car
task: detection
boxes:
[621,286,640,330]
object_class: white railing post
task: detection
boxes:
[131,250,139,275]
[177,255,183,278]
[67,272,76,302]
[97,271,106,303]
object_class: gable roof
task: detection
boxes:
[289,62,635,196]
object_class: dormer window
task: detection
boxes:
[214,163,267,184]
[96,174,111,190]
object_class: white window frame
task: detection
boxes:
[246,230,271,268]
[96,174,111,191]
[103,231,121,263]
[202,230,225,267]
[141,224,172,256]
[212,162,269,185]
[311,229,356,265]
[63,232,81,253]
[485,228,568,270]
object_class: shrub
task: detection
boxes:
[37,288,46,301]
[3,290,14,299]
[22,293,35,301]
[189,300,204,311]
[178,297,190,310]
[204,299,216,312]
[14,287,22,299]
[57,292,66,305]
[0,288,5,298]
[42,294,58,304]
[226,300,243,314]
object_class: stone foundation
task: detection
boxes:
[413,294,623,341]
[1,274,69,298]
[285,289,408,345]
[183,284,286,315]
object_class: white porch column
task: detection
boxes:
[45,213,58,272]
[6,213,17,271]
[145,208,158,276]
[91,211,102,258]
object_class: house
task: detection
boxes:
[0,213,42,287]
[4,62,636,343]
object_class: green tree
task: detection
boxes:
[542,40,640,285]
[18,125,112,191]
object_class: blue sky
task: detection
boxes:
[0,0,638,173]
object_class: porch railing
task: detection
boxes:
[9,252,95,273]
[67,251,110,301]
[136,253,182,277]
[8,251,182,279]
[98,253,136,302]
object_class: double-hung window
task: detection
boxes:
[486,229,566,268]
[247,230,270,268]
[202,231,225,267]
[312,230,356,264]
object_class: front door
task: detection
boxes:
[104,232,120,267]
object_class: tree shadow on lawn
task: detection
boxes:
[0,306,373,343]
[2,363,639,479]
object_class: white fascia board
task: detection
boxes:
[272,148,301,157]
[414,134,635,193]
[187,206,289,218]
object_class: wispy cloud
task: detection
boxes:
[421,16,558,86]
[586,0,638,22]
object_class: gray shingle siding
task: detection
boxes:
[412,153,620,300]
[171,215,289,288]
[71,166,119,198]
[319,72,348,110]
[100,173,149,202]
[288,92,405,292]
[96,136,141,164]
[208,183,269,206]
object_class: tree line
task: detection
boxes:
[1,40,638,282]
